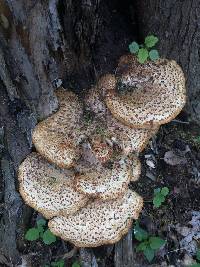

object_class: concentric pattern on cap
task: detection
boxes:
[74,156,132,201]
[18,153,89,219]
[32,89,84,168]
[104,55,186,128]
[85,87,157,153]
[48,189,143,247]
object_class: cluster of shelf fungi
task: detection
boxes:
[18,55,186,248]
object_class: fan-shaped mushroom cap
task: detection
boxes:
[18,153,89,219]
[74,153,132,201]
[85,87,157,153]
[99,55,186,129]
[32,89,84,168]
[48,189,143,247]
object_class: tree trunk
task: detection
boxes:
[135,0,200,123]
[0,0,199,266]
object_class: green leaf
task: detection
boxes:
[136,241,149,252]
[161,187,169,196]
[42,229,56,245]
[190,264,200,267]
[137,48,148,64]
[145,35,159,48]
[153,194,164,208]
[38,226,45,237]
[37,218,46,227]
[149,237,166,250]
[143,246,155,262]
[72,262,81,267]
[51,259,65,267]
[197,249,200,261]
[195,136,200,143]
[149,49,159,61]
[25,228,40,241]
[129,41,139,54]
[134,222,149,241]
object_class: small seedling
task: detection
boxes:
[195,136,200,144]
[190,249,200,267]
[129,35,159,64]
[197,249,200,261]
[44,259,65,267]
[72,262,81,267]
[25,218,56,245]
[133,222,166,262]
[153,187,169,208]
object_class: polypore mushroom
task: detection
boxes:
[89,134,113,163]
[74,155,134,201]
[32,89,84,168]
[98,55,186,129]
[18,153,89,219]
[48,189,143,247]
[85,87,157,154]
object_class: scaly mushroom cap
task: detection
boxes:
[18,153,89,219]
[90,136,113,163]
[74,154,132,201]
[85,87,157,153]
[99,55,186,129]
[48,189,143,247]
[32,89,84,168]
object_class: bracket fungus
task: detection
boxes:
[85,87,158,154]
[18,53,186,248]
[48,190,143,247]
[32,89,84,168]
[99,55,186,129]
[18,153,89,219]
[75,156,132,201]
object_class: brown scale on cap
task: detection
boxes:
[18,153,89,219]
[74,152,134,201]
[32,89,85,168]
[99,55,186,129]
[90,135,113,163]
[48,189,143,247]
[84,87,158,154]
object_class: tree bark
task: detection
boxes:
[135,0,200,123]
[0,0,199,266]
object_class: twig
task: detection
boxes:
[52,247,78,260]
[62,247,78,259]
[167,248,185,254]
[171,119,189,124]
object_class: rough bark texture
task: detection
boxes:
[136,0,200,123]
[0,0,199,266]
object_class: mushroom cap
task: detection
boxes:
[48,189,143,247]
[32,89,84,168]
[18,153,89,219]
[74,154,132,201]
[85,87,158,153]
[100,55,186,129]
